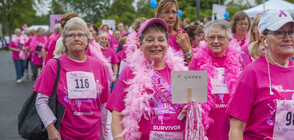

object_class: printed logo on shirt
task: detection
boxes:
[215,103,227,108]
[74,111,93,116]
[153,125,181,131]
[270,85,294,93]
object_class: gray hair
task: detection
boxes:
[62,17,91,43]
[36,27,44,33]
[54,24,62,34]
[54,37,65,57]
[24,28,30,35]
[14,28,21,34]
[204,19,232,39]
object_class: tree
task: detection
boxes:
[0,0,36,35]
[135,0,155,19]
[107,0,136,26]
[50,0,111,23]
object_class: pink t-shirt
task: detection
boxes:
[34,55,110,140]
[168,29,187,53]
[189,56,230,140]
[44,34,61,65]
[106,66,185,140]
[226,57,294,140]
[8,38,21,60]
[30,35,47,65]
[240,43,252,69]
[44,32,56,51]
[111,40,120,52]
[101,47,119,64]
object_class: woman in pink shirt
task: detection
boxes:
[188,20,241,140]
[227,10,294,140]
[30,28,47,80]
[111,30,121,52]
[34,17,110,140]
[156,0,193,64]
[184,25,204,55]
[106,18,187,140]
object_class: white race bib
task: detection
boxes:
[149,131,183,140]
[273,100,294,139]
[66,71,97,99]
[211,68,229,94]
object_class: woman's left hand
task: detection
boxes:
[176,33,191,53]
[112,75,117,83]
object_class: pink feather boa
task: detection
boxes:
[191,40,241,136]
[88,40,113,81]
[119,47,187,139]
[124,30,140,62]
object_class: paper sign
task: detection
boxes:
[171,71,207,104]
[50,14,63,32]
[102,19,116,31]
[212,4,226,20]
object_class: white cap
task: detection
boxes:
[258,10,294,35]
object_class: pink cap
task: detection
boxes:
[138,18,168,37]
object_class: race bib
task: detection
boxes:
[150,131,183,140]
[273,100,294,139]
[66,71,97,99]
[211,68,229,94]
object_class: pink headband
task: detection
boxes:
[97,33,108,39]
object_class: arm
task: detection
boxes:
[229,117,246,140]
[112,64,118,82]
[111,110,124,140]
[35,93,61,140]
[176,33,193,64]
[42,49,47,60]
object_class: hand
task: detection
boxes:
[176,33,191,53]
[46,124,61,140]
[112,74,117,83]
[181,105,188,116]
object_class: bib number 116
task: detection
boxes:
[75,78,89,89]
[286,112,294,126]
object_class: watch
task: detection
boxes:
[184,50,192,58]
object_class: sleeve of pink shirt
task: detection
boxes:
[99,62,111,104]
[188,57,198,70]
[111,50,119,64]
[33,59,57,96]
[226,68,256,122]
[106,67,132,112]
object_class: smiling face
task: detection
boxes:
[37,29,44,38]
[205,26,231,57]
[64,28,89,54]
[114,31,121,41]
[263,22,294,58]
[236,18,249,35]
[98,35,109,48]
[140,29,168,64]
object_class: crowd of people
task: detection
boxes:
[5,0,294,139]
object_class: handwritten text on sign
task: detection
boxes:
[171,71,207,104]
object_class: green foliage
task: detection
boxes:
[0,0,36,35]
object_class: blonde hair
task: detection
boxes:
[156,0,180,32]
[132,18,147,32]
[248,15,263,59]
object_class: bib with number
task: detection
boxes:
[211,68,229,94]
[66,71,97,99]
[273,100,294,139]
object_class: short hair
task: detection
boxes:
[205,16,212,21]
[132,18,147,32]
[25,28,31,35]
[139,23,169,43]
[54,24,62,34]
[62,17,91,52]
[36,27,44,33]
[185,25,204,43]
[230,11,251,33]
[101,24,109,31]
[14,28,21,34]
[60,12,79,29]
[156,0,180,32]
[204,19,232,39]
[92,25,99,34]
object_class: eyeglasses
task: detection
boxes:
[161,11,178,16]
[237,22,249,27]
[206,36,226,42]
[267,30,294,39]
[66,33,87,39]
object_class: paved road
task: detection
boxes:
[0,50,32,140]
